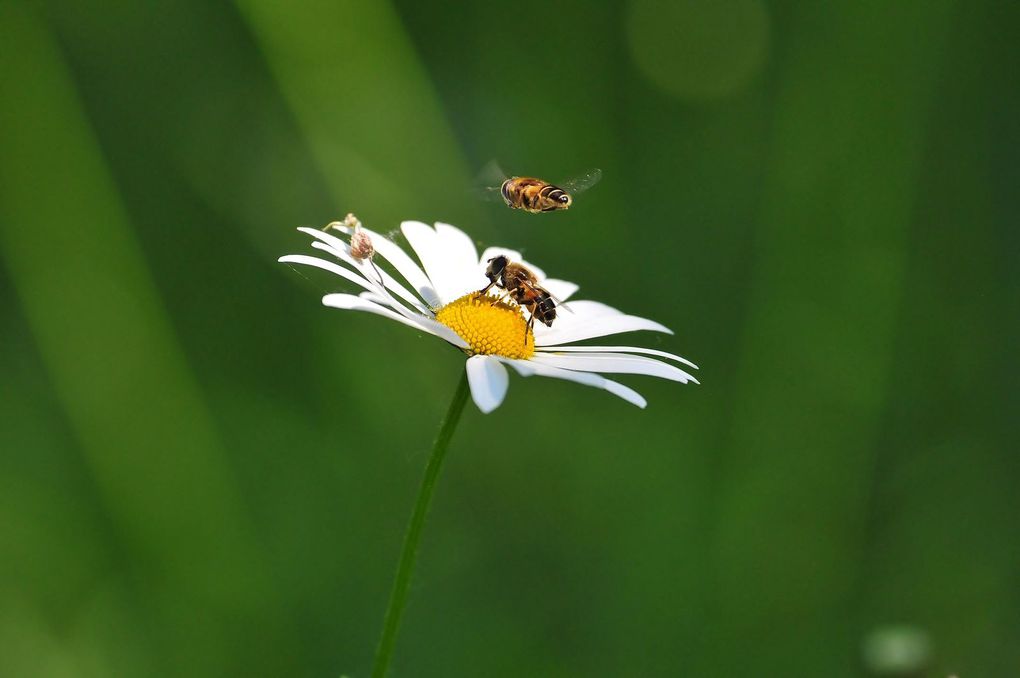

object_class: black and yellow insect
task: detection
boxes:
[481,255,557,329]
[479,166,603,214]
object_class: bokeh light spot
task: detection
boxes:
[626,0,770,101]
[861,626,932,675]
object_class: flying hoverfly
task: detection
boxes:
[477,164,603,214]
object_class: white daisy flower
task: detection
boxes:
[280,220,698,413]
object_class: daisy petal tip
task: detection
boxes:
[475,399,500,414]
[320,292,348,307]
[603,380,647,408]
[400,220,432,236]
[466,356,509,414]
[617,391,647,408]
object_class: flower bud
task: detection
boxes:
[350,225,374,261]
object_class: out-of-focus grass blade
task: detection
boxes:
[0,4,285,675]
[703,3,956,676]
[233,0,480,228]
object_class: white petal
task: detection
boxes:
[534,301,672,345]
[308,240,429,314]
[322,293,468,349]
[501,359,647,408]
[296,225,350,255]
[279,254,375,294]
[353,289,436,326]
[528,353,698,384]
[364,228,441,308]
[531,300,623,340]
[283,251,432,328]
[321,292,424,330]
[542,278,579,302]
[402,221,477,304]
[600,380,648,408]
[465,355,509,414]
[298,226,440,308]
[462,266,491,295]
[535,344,699,371]
[298,227,432,311]
[434,222,481,294]
[547,299,622,321]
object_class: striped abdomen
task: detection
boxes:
[501,177,572,213]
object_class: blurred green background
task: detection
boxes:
[1,1,1017,676]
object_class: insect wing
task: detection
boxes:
[473,185,506,203]
[521,278,574,314]
[560,168,602,196]
[473,159,510,202]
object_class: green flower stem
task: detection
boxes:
[371,370,470,678]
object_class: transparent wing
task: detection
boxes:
[472,159,510,202]
[550,290,574,314]
[521,279,574,314]
[560,168,602,195]
[476,159,509,185]
[473,185,506,203]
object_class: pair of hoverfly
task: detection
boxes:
[476,165,602,329]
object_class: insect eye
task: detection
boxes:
[559,195,569,203]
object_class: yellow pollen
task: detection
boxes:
[434,292,535,359]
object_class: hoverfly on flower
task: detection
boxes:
[280,220,697,413]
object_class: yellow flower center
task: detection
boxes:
[434,292,535,359]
